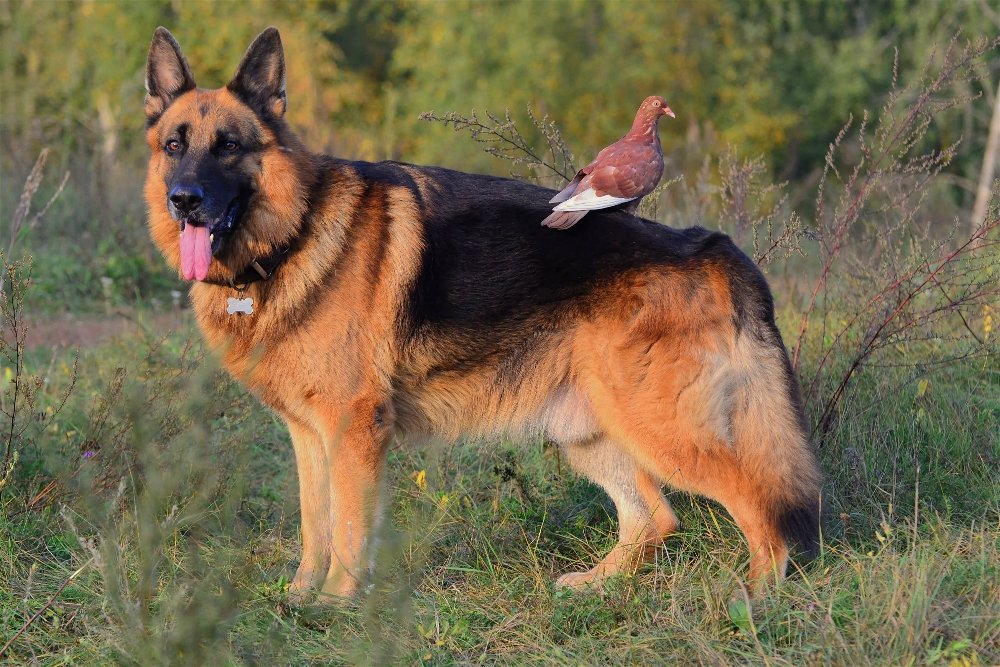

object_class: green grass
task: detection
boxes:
[17,239,182,315]
[0,324,997,665]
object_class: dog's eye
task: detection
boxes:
[222,140,240,153]
[165,139,182,154]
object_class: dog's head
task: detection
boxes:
[143,28,310,283]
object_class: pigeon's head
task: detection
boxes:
[639,96,675,121]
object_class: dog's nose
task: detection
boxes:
[168,185,204,215]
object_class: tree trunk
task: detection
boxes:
[971,80,1000,232]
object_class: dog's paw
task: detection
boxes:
[555,570,600,590]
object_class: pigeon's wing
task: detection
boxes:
[548,171,585,204]
[590,140,624,164]
[588,143,664,200]
[548,162,597,204]
[552,177,636,212]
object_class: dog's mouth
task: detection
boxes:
[178,198,242,281]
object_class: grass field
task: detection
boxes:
[0,302,996,665]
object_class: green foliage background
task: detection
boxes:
[2,0,998,181]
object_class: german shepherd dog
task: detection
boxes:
[144,27,821,599]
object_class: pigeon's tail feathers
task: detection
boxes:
[541,209,588,230]
[549,175,583,204]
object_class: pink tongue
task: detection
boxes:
[180,225,212,281]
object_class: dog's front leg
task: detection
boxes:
[285,418,332,600]
[314,394,392,599]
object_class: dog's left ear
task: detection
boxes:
[228,27,287,120]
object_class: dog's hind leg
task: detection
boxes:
[556,437,679,589]
[655,447,798,586]
[580,336,821,588]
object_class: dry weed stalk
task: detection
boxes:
[0,556,94,659]
[2,149,69,294]
[637,175,684,221]
[420,106,576,188]
[791,36,1000,440]
[718,148,805,266]
[2,147,77,478]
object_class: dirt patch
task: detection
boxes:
[19,311,193,349]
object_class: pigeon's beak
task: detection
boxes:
[663,107,675,118]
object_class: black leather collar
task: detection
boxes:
[203,244,291,289]
[232,245,291,287]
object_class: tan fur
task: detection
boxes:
[147,78,819,601]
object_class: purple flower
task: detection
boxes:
[82,450,96,460]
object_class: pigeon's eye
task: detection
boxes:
[652,100,661,107]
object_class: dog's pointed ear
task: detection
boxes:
[228,27,287,120]
[145,27,196,124]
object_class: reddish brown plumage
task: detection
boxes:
[543,96,673,230]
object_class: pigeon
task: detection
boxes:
[542,96,674,230]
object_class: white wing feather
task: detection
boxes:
[552,187,635,211]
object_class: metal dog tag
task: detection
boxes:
[226,296,254,315]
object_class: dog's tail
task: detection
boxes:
[728,331,822,563]
[776,493,821,560]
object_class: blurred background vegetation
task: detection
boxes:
[2,0,999,309]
